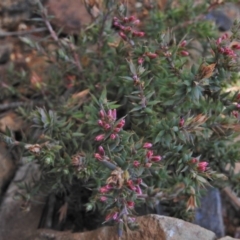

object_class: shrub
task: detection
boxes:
[2,0,240,236]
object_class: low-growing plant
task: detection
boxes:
[2,0,240,236]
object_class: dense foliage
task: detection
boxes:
[2,0,240,236]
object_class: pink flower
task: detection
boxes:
[100,196,107,202]
[236,104,240,109]
[98,146,105,156]
[150,155,162,162]
[94,153,103,161]
[146,150,153,159]
[180,50,189,56]
[110,133,117,140]
[127,201,135,208]
[133,160,140,167]
[95,134,105,141]
[197,162,208,172]
[143,142,152,149]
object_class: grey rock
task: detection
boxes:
[194,187,225,238]
[0,162,45,240]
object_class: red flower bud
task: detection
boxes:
[123,17,129,22]
[138,57,144,65]
[110,133,117,140]
[136,178,142,185]
[145,52,158,59]
[100,196,107,202]
[179,117,184,127]
[98,119,104,127]
[197,162,208,172]
[133,160,140,167]
[221,33,228,40]
[95,134,105,141]
[133,19,140,25]
[145,162,152,168]
[119,31,127,41]
[191,158,198,164]
[132,31,145,37]
[127,201,135,208]
[232,44,240,50]
[94,153,103,161]
[150,155,162,162]
[104,123,111,130]
[180,40,187,47]
[98,146,105,156]
[114,128,121,133]
[99,110,105,119]
[180,50,189,56]
[232,111,238,118]
[146,150,153,159]
[135,185,142,194]
[112,109,117,120]
[128,15,137,22]
[143,142,152,149]
[116,119,125,128]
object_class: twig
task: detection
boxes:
[222,187,240,211]
[0,101,42,111]
[0,27,47,37]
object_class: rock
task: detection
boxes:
[194,187,225,238]
[0,162,45,240]
[0,143,15,197]
[34,214,216,240]
[45,0,93,34]
[0,0,34,29]
[218,237,239,240]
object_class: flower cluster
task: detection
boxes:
[179,40,189,57]
[216,33,240,58]
[95,109,125,141]
[112,15,145,42]
[133,142,162,168]
[190,158,208,172]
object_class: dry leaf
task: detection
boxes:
[72,89,90,100]
[199,63,216,79]
[58,202,68,223]
[106,167,124,189]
